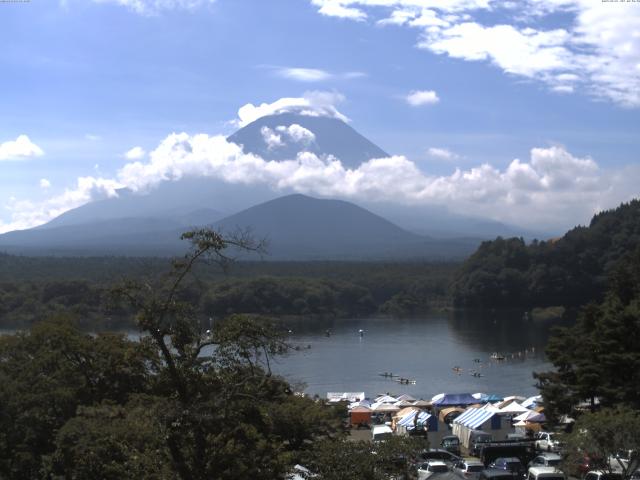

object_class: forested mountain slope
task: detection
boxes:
[450,199,640,308]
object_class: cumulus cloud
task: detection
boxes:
[39,179,51,189]
[427,147,459,161]
[0,135,44,161]
[308,0,640,108]
[124,146,146,160]
[276,124,316,144]
[91,0,214,15]
[260,127,285,150]
[1,176,120,233]
[2,130,636,234]
[235,91,349,127]
[406,90,440,106]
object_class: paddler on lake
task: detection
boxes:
[359,329,364,338]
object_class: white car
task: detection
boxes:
[528,453,563,470]
[535,432,563,452]
[417,460,449,479]
[453,459,485,480]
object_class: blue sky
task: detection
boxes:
[0,0,638,233]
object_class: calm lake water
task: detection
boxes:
[0,310,563,401]
[272,311,562,400]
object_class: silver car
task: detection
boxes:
[454,459,486,480]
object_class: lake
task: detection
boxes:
[272,310,562,400]
[0,310,563,401]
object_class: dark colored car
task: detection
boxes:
[479,469,521,480]
[421,449,462,466]
[441,436,461,456]
[488,457,526,478]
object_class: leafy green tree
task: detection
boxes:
[303,436,428,480]
[535,247,640,421]
[563,408,640,479]
[0,316,155,479]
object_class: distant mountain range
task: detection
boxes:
[0,112,550,259]
[0,194,479,259]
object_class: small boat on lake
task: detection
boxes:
[490,352,506,361]
[378,372,399,378]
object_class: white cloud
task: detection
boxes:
[427,147,458,160]
[406,89,440,106]
[260,127,285,150]
[91,0,214,15]
[276,124,316,144]
[39,179,51,189]
[2,128,636,234]
[421,23,572,77]
[236,91,349,127]
[0,135,44,161]
[85,134,101,141]
[277,68,332,82]
[1,176,120,233]
[274,67,367,82]
[124,146,146,160]
[311,0,367,20]
[308,0,640,108]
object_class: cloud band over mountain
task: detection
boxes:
[1,96,637,235]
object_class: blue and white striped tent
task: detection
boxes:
[397,410,432,430]
[452,407,511,447]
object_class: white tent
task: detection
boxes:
[513,410,539,422]
[375,394,398,404]
[499,402,530,414]
[327,392,365,403]
[371,402,401,412]
[397,394,416,402]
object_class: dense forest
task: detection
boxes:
[450,200,640,309]
[0,257,455,329]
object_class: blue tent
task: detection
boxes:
[480,394,504,403]
[432,393,478,407]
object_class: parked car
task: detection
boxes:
[488,457,526,478]
[535,432,562,452]
[453,459,485,480]
[528,453,563,470]
[583,471,622,480]
[630,470,640,480]
[526,466,565,480]
[420,448,461,466]
[441,435,462,456]
[372,425,393,442]
[479,469,521,480]
[417,461,449,480]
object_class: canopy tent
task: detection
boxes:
[371,402,400,412]
[432,393,478,407]
[350,406,373,426]
[412,399,431,407]
[513,410,539,422]
[528,412,546,423]
[481,394,505,403]
[522,395,542,409]
[394,400,415,408]
[397,410,432,430]
[397,394,416,402]
[348,399,371,409]
[499,402,530,414]
[439,407,465,423]
[453,408,498,430]
[327,392,365,403]
[375,394,398,404]
[395,407,420,419]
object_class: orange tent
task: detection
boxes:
[350,406,372,427]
